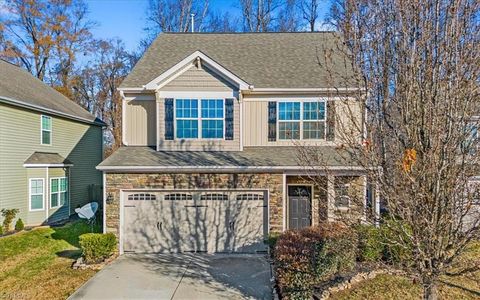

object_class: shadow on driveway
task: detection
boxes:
[69,253,272,300]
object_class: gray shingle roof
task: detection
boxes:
[0,60,104,126]
[97,146,360,171]
[121,32,354,89]
[24,152,73,166]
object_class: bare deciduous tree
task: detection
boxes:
[277,0,301,32]
[72,39,136,155]
[240,0,281,32]
[1,0,94,92]
[298,0,480,299]
[205,11,239,32]
[299,0,321,31]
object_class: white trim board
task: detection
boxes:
[97,165,367,172]
[23,163,73,168]
[156,91,238,99]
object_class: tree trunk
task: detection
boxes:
[423,280,438,300]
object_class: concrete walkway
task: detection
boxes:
[69,254,272,300]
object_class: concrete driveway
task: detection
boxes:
[69,254,272,300]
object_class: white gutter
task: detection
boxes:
[0,96,105,127]
[23,163,74,168]
[244,87,364,95]
[97,165,366,172]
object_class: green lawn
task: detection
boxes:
[0,221,101,300]
[330,242,480,300]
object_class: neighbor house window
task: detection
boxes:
[41,115,52,145]
[175,98,224,139]
[50,177,68,208]
[278,101,326,140]
[30,178,44,211]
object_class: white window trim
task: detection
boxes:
[335,183,352,211]
[50,177,68,209]
[29,178,45,212]
[174,98,225,140]
[41,115,52,145]
[277,100,327,141]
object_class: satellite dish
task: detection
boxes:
[75,202,98,220]
[75,202,98,231]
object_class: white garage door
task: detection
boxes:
[123,190,268,253]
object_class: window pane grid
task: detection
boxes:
[278,101,327,140]
[30,179,44,210]
[41,115,52,145]
[51,177,68,208]
[175,98,225,139]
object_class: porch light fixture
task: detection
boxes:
[106,193,114,204]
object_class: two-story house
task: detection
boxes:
[0,60,105,226]
[98,32,376,254]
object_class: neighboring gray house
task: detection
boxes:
[0,60,105,226]
[98,32,378,254]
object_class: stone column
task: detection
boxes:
[327,174,336,221]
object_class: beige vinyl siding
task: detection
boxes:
[157,97,241,151]
[243,101,269,146]
[162,64,237,91]
[0,103,103,226]
[242,97,363,147]
[124,95,156,146]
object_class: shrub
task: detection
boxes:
[15,218,25,231]
[274,222,358,299]
[355,224,383,262]
[265,232,281,257]
[0,225,3,235]
[79,233,117,264]
[380,219,413,265]
[1,209,19,232]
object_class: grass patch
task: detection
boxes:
[0,220,101,300]
[330,242,480,300]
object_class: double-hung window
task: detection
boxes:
[41,115,52,145]
[175,98,224,139]
[278,101,326,140]
[29,178,44,211]
[201,99,224,138]
[278,102,301,139]
[176,99,199,139]
[50,177,68,208]
[303,102,326,139]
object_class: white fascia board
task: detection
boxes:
[144,50,250,91]
[245,87,364,94]
[23,163,74,168]
[156,91,238,99]
[97,165,366,172]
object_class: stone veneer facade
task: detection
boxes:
[105,173,284,238]
[104,173,366,246]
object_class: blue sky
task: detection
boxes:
[87,0,245,52]
[86,0,332,52]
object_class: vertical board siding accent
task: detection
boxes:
[268,101,277,141]
[326,101,335,141]
[164,98,174,140]
[124,100,156,146]
[225,98,234,140]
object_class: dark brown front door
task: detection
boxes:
[288,186,312,229]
